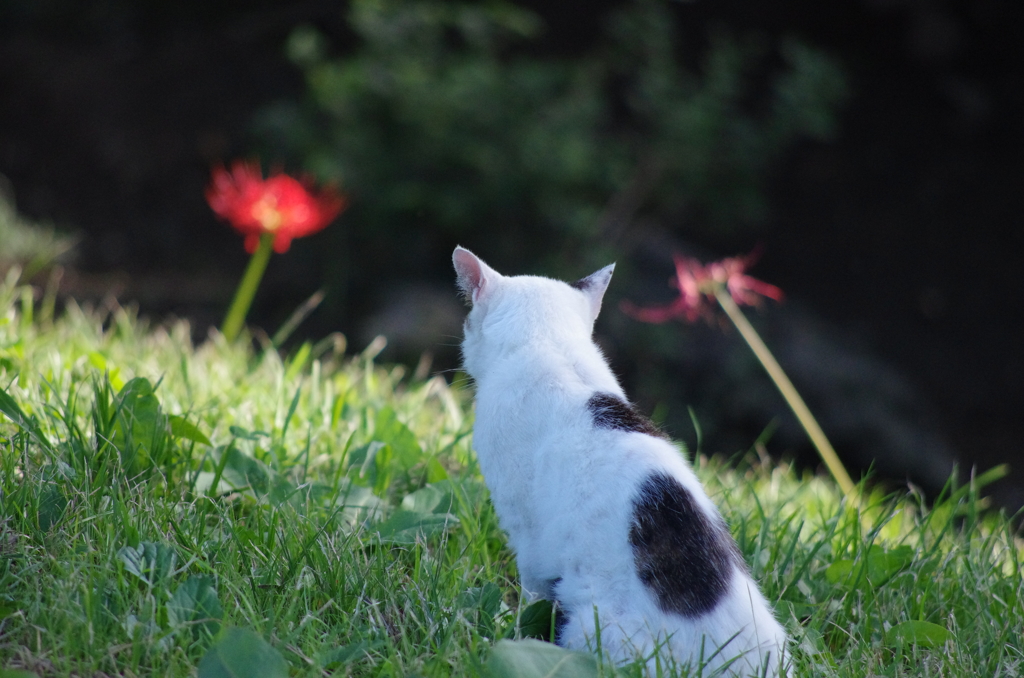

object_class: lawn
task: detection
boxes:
[0,274,1021,677]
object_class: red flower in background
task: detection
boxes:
[206,161,347,253]
[620,250,859,497]
[708,253,784,307]
[622,252,783,324]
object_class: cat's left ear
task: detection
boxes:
[453,246,501,306]
[571,263,615,320]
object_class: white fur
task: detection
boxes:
[454,247,788,677]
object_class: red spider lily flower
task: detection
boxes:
[206,161,347,254]
[708,253,784,307]
[622,252,783,324]
[623,251,858,498]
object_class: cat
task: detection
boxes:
[453,246,788,677]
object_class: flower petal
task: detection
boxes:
[272,234,293,253]
[243,234,261,254]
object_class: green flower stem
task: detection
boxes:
[713,286,858,498]
[221,232,275,343]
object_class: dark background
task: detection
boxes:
[2,0,1022,511]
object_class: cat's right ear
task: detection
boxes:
[453,246,500,306]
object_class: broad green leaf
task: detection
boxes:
[88,351,107,370]
[515,600,557,641]
[373,407,423,471]
[794,624,826,656]
[346,440,389,491]
[36,483,67,532]
[267,475,299,507]
[824,559,854,585]
[459,582,505,636]
[111,377,169,475]
[214,445,272,495]
[826,545,914,589]
[345,440,384,472]
[460,582,504,617]
[375,509,458,544]
[866,545,913,584]
[168,414,212,446]
[87,353,124,389]
[124,613,162,645]
[486,639,598,678]
[198,627,288,678]
[222,448,271,494]
[168,575,223,638]
[119,541,178,584]
[335,482,385,510]
[401,484,456,515]
[426,456,449,482]
[331,481,386,527]
[887,620,953,648]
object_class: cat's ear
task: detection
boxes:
[453,246,501,306]
[571,263,615,319]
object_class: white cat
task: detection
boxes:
[453,246,788,677]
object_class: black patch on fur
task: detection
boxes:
[568,277,589,290]
[541,577,561,600]
[546,578,569,644]
[587,392,665,438]
[553,603,569,645]
[629,473,736,617]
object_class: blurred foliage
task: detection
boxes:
[0,181,76,279]
[255,0,846,283]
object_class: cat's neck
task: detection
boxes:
[474,334,622,401]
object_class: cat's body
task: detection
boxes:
[453,247,788,676]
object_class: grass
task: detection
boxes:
[0,272,1022,677]
[0,193,75,281]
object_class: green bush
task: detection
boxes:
[255,0,846,286]
[0,183,75,280]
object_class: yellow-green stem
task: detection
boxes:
[221,232,275,343]
[713,286,858,498]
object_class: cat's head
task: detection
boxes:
[452,246,614,379]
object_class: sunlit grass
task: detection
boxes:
[1,275,1021,677]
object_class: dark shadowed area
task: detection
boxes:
[1,0,1022,511]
